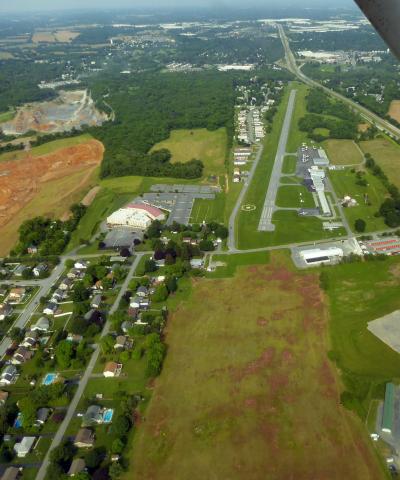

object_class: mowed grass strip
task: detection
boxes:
[329,168,387,232]
[282,155,297,174]
[324,139,364,166]
[128,253,384,480]
[360,138,400,188]
[286,82,309,153]
[150,128,228,176]
[276,184,315,208]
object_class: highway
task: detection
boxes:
[278,25,400,140]
[227,144,264,251]
[35,253,144,480]
[258,89,297,232]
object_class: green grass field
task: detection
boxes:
[128,252,384,480]
[276,185,316,209]
[282,155,297,174]
[324,139,364,166]
[360,138,400,188]
[329,168,388,232]
[190,193,225,224]
[150,128,228,177]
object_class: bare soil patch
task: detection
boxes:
[0,140,103,254]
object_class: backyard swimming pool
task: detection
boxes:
[103,409,114,423]
[42,373,57,386]
[14,414,23,428]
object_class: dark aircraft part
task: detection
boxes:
[354,0,400,59]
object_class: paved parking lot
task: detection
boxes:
[142,184,220,225]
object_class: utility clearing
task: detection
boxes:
[0,139,103,255]
[129,254,383,480]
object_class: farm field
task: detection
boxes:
[32,30,80,43]
[388,100,400,123]
[129,253,384,480]
[276,184,315,209]
[0,109,15,123]
[0,137,103,255]
[324,139,364,166]
[150,128,228,177]
[360,138,400,188]
[329,168,388,233]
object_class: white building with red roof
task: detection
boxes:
[107,202,165,230]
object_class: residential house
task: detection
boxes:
[0,288,8,297]
[1,466,22,480]
[12,347,34,365]
[74,428,94,448]
[34,408,50,427]
[84,309,103,326]
[114,335,131,350]
[103,362,122,378]
[67,333,83,343]
[31,317,50,333]
[43,302,58,316]
[8,288,25,303]
[68,458,86,477]
[33,263,48,277]
[20,331,38,349]
[93,280,104,292]
[130,296,149,310]
[74,260,89,270]
[14,437,36,457]
[155,259,165,267]
[59,278,73,291]
[129,296,141,309]
[27,245,38,254]
[121,321,133,333]
[51,289,66,302]
[14,265,28,277]
[190,258,204,269]
[128,307,138,320]
[82,405,103,426]
[90,294,102,309]
[136,286,148,297]
[0,390,9,405]
[0,365,18,385]
[0,303,13,321]
[67,268,81,279]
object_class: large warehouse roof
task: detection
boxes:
[300,247,343,261]
[382,382,395,433]
[126,203,164,218]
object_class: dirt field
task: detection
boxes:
[388,100,400,123]
[0,139,103,255]
[129,255,383,480]
[32,30,80,43]
[360,138,400,188]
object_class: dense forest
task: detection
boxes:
[298,88,359,141]
[0,61,62,112]
[87,71,236,178]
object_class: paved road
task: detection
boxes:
[258,89,297,231]
[227,145,264,251]
[35,253,144,480]
[278,25,400,140]
[0,262,65,358]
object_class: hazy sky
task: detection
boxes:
[1,0,354,13]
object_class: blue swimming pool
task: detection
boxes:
[14,414,23,428]
[42,373,57,386]
[103,409,114,423]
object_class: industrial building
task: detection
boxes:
[300,247,344,266]
[382,383,395,434]
[309,167,331,217]
[107,203,165,230]
[360,238,400,256]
